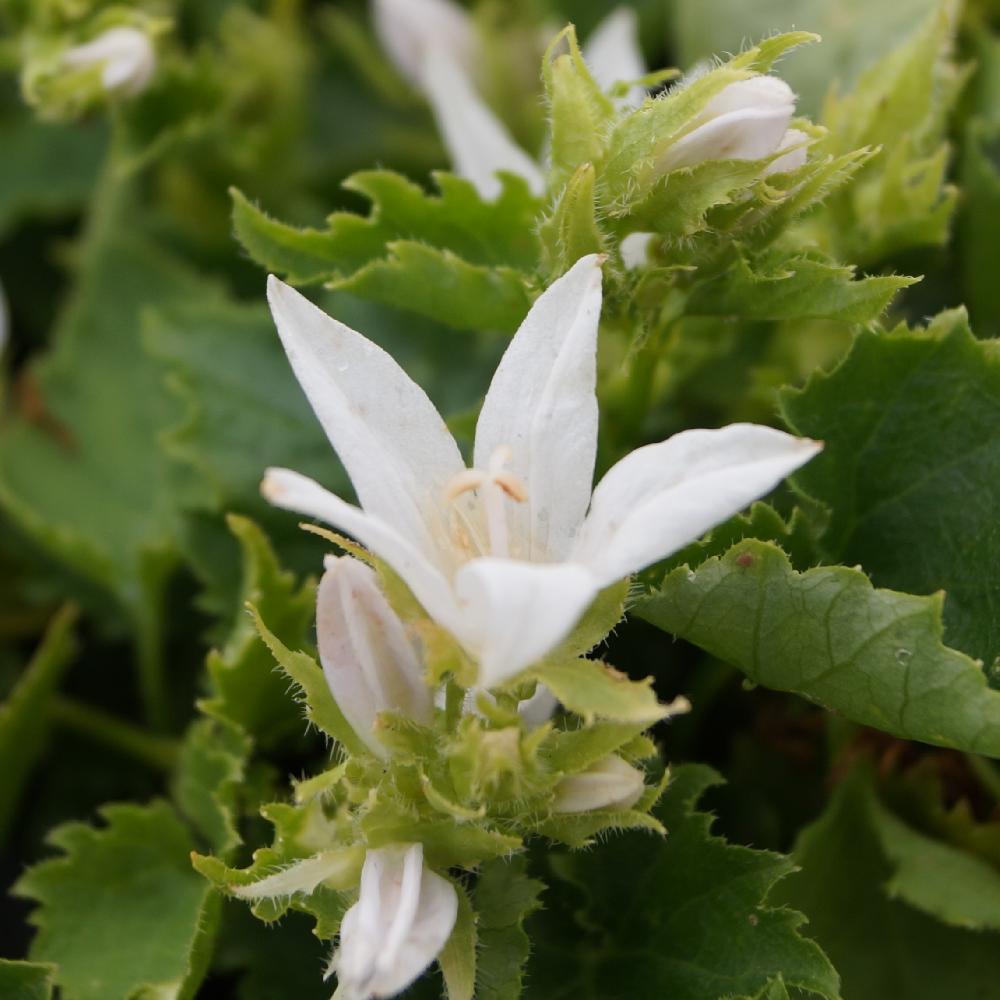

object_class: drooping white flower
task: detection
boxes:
[262,254,821,689]
[317,555,433,757]
[582,7,647,109]
[371,1,646,200]
[657,76,799,173]
[552,754,645,813]
[61,26,156,98]
[332,843,458,1000]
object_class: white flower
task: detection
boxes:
[261,254,821,689]
[552,754,645,813]
[317,555,433,757]
[762,127,810,177]
[332,843,458,1000]
[657,76,799,173]
[371,1,646,200]
[61,27,156,98]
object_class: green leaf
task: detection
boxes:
[0,190,224,723]
[15,801,220,1000]
[332,240,533,333]
[0,604,76,841]
[781,316,1000,667]
[473,857,545,1000]
[526,765,839,1000]
[438,881,477,1000]
[197,516,316,745]
[958,117,1000,335]
[772,767,1000,999]
[0,960,57,1000]
[685,247,915,324]
[172,716,249,858]
[639,540,1000,756]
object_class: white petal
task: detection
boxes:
[762,128,810,177]
[518,682,559,728]
[619,231,654,271]
[552,754,645,812]
[454,557,600,688]
[262,468,464,639]
[419,50,546,201]
[266,277,465,566]
[583,6,647,108]
[373,0,475,87]
[473,255,604,561]
[336,844,458,999]
[572,424,822,586]
[318,557,432,757]
[702,75,796,117]
[62,27,155,96]
[657,105,793,172]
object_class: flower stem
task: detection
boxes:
[50,697,180,773]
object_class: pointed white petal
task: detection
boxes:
[318,557,432,757]
[657,105,793,171]
[419,51,546,201]
[474,255,604,561]
[454,557,600,688]
[572,424,822,586]
[335,844,457,999]
[262,468,464,638]
[552,754,645,812]
[267,277,465,564]
[373,0,475,87]
[583,6,647,108]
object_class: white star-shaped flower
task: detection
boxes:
[262,255,821,689]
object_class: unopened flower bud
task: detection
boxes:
[332,843,458,1000]
[317,555,432,758]
[658,75,796,173]
[61,26,156,98]
[372,0,476,88]
[552,754,645,813]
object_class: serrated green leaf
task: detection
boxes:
[530,658,670,725]
[332,240,533,333]
[196,516,315,745]
[638,540,1000,756]
[473,857,544,1000]
[0,603,76,841]
[781,316,1000,667]
[0,960,57,1000]
[172,716,249,858]
[773,767,1000,999]
[232,168,540,285]
[526,764,839,999]
[686,247,914,323]
[15,801,219,1000]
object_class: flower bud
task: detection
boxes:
[762,127,810,177]
[317,555,432,758]
[332,843,458,1000]
[372,0,476,88]
[61,26,156,98]
[658,75,796,173]
[551,754,646,813]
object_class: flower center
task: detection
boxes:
[444,445,527,558]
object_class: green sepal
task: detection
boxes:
[538,162,607,277]
[0,960,57,1000]
[249,604,367,757]
[438,879,477,1000]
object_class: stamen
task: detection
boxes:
[494,471,528,502]
[444,469,485,502]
